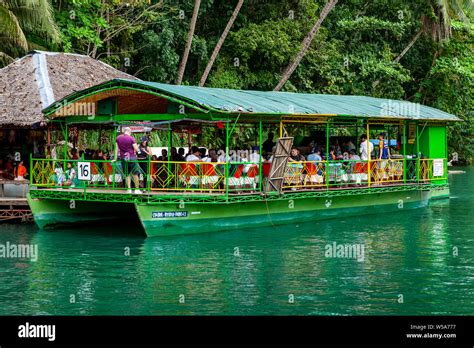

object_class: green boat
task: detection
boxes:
[28,79,458,237]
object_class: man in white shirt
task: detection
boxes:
[186,146,202,162]
[359,135,374,161]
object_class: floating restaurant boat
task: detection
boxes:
[27,79,459,237]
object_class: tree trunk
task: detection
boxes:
[372,28,423,89]
[274,0,338,91]
[199,0,244,87]
[394,28,423,63]
[176,0,201,85]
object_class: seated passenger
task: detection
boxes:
[349,150,364,185]
[288,147,305,162]
[170,147,178,161]
[349,149,361,160]
[158,149,168,161]
[62,162,76,187]
[186,146,202,162]
[328,146,336,161]
[307,147,322,162]
[177,148,186,161]
[14,160,28,180]
[199,148,208,161]
[205,149,218,162]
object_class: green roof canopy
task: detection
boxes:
[43,78,460,122]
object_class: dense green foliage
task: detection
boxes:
[2,0,472,162]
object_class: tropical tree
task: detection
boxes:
[273,0,338,91]
[371,0,473,89]
[199,0,244,86]
[0,0,60,66]
[394,0,473,63]
[176,0,201,85]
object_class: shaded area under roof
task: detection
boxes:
[44,78,460,122]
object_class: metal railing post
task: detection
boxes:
[367,122,371,188]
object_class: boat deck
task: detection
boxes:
[28,181,449,205]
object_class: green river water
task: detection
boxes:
[0,167,472,315]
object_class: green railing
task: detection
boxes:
[30,157,137,192]
[30,157,448,197]
[149,160,262,192]
[29,157,264,193]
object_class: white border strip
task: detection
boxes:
[32,52,55,108]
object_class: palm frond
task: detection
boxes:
[0,5,28,56]
[3,0,60,44]
[0,51,15,67]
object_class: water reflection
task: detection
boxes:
[0,168,472,315]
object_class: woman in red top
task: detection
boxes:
[14,160,27,180]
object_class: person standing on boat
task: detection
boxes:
[113,127,142,194]
[359,135,374,184]
[359,134,374,161]
[377,132,391,183]
[137,136,152,188]
[378,133,390,160]
[262,132,276,154]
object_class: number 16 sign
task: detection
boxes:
[78,162,91,181]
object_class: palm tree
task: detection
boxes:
[0,0,60,66]
[199,0,244,87]
[274,0,338,91]
[394,0,472,63]
[176,0,201,85]
[372,0,472,88]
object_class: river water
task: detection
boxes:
[0,167,472,315]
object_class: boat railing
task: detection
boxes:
[149,160,262,193]
[282,157,447,190]
[29,157,448,194]
[30,157,139,192]
[283,159,402,189]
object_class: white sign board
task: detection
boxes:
[78,162,91,181]
[433,159,444,177]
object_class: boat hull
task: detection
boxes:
[135,189,434,237]
[27,193,136,230]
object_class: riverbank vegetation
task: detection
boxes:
[1,0,472,162]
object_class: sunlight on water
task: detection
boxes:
[0,167,472,315]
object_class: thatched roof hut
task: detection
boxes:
[0,51,138,127]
